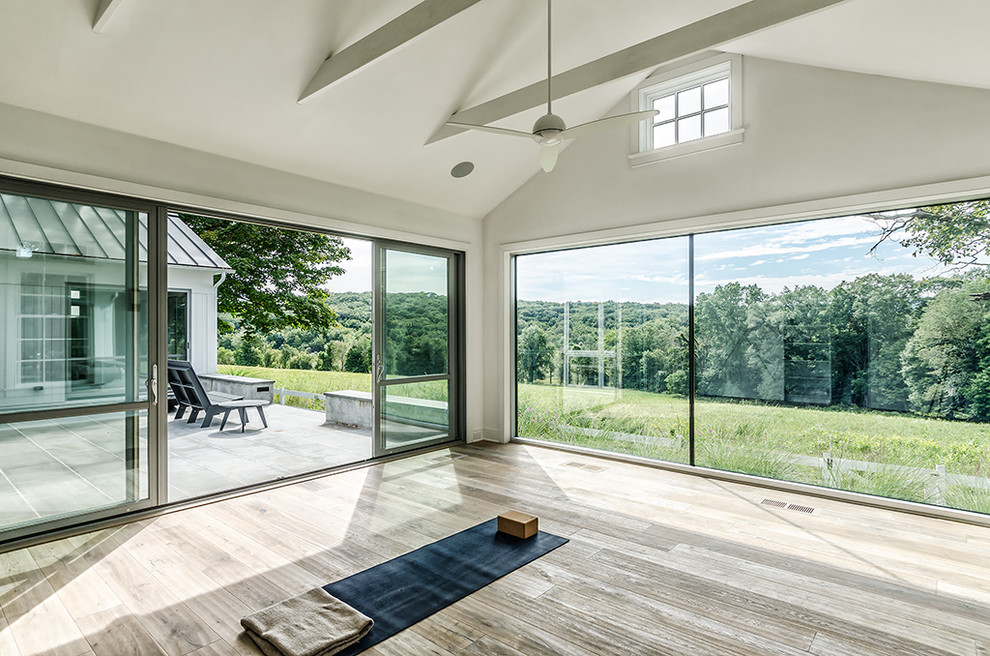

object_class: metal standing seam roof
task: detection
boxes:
[0,193,231,270]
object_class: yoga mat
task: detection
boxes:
[324,518,568,655]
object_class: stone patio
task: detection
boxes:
[167,403,372,500]
[0,400,456,533]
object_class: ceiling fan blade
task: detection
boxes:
[561,109,659,141]
[540,143,560,173]
[446,121,534,140]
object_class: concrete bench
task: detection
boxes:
[324,390,373,428]
[200,373,275,404]
[323,389,448,429]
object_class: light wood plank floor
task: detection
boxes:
[2,442,989,656]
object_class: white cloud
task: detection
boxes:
[790,254,811,261]
[696,235,876,262]
[620,273,688,285]
[763,215,878,245]
[323,237,372,292]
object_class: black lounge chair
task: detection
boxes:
[167,360,243,428]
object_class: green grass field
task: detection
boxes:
[517,383,990,512]
[217,366,447,410]
[217,369,990,511]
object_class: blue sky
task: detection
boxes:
[516,214,953,304]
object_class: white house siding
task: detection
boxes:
[167,266,221,374]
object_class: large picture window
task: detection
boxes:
[516,238,690,464]
[515,199,990,516]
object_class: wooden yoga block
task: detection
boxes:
[497,511,538,539]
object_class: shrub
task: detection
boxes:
[286,353,315,370]
[217,347,235,365]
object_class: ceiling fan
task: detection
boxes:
[447,0,658,173]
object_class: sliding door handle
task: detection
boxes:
[147,363,159,406]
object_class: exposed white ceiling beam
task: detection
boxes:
[300,0,485,103]
[92,0,126,33]
[428,0,850,144]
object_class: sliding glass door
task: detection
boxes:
[374,245,459,455]
[0,184,163,540]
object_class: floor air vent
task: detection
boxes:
[787,503,816,514]
[762,498,818,515]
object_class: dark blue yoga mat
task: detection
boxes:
[324,518,568,654]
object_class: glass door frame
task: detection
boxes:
[372,240,464,457]
[0,176,167,544]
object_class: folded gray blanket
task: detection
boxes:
[240,588,374,656]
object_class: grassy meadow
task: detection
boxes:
[517,383,990,512]
[217,368,990,511]
[217,365,447,410]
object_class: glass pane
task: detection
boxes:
[167,291,188,360]
[704,107,730,136]
[678,115,702,142]
[382,380,449,450]
[0,410,149,532]
[693,209,990,515]
[383,250,448,378]
[703,78,729,109]
[0,191,149,413]
[653,122,676,148]
[516,238,690,465]
[677,86,701,115]
[653,94,676,122]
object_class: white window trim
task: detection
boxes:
[629,53,744,168]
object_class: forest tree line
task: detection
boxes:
[517,272,990,422]
[218,291,448,378]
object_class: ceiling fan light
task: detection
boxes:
[532,112,566,136]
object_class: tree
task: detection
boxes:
[518,324,552,383]
[695,283,771,399]
[869,200,990,270]
[344,337,372,373]
[234,337,262,366]
[900,280,990,418]
[180,214,351,335]
[286,353,315,370]
[316,343,335,371]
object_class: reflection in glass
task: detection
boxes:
[516,238,690,464]
[0,192,148,413]
[693,213,990,513]
[383,250,448,378]
[382,381,449,450]
[0,411,149,532]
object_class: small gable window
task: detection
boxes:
[630,54,743,166]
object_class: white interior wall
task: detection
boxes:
[481,56,990,442]
[0,101,485,443]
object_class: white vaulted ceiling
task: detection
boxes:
[0,0,987,219]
